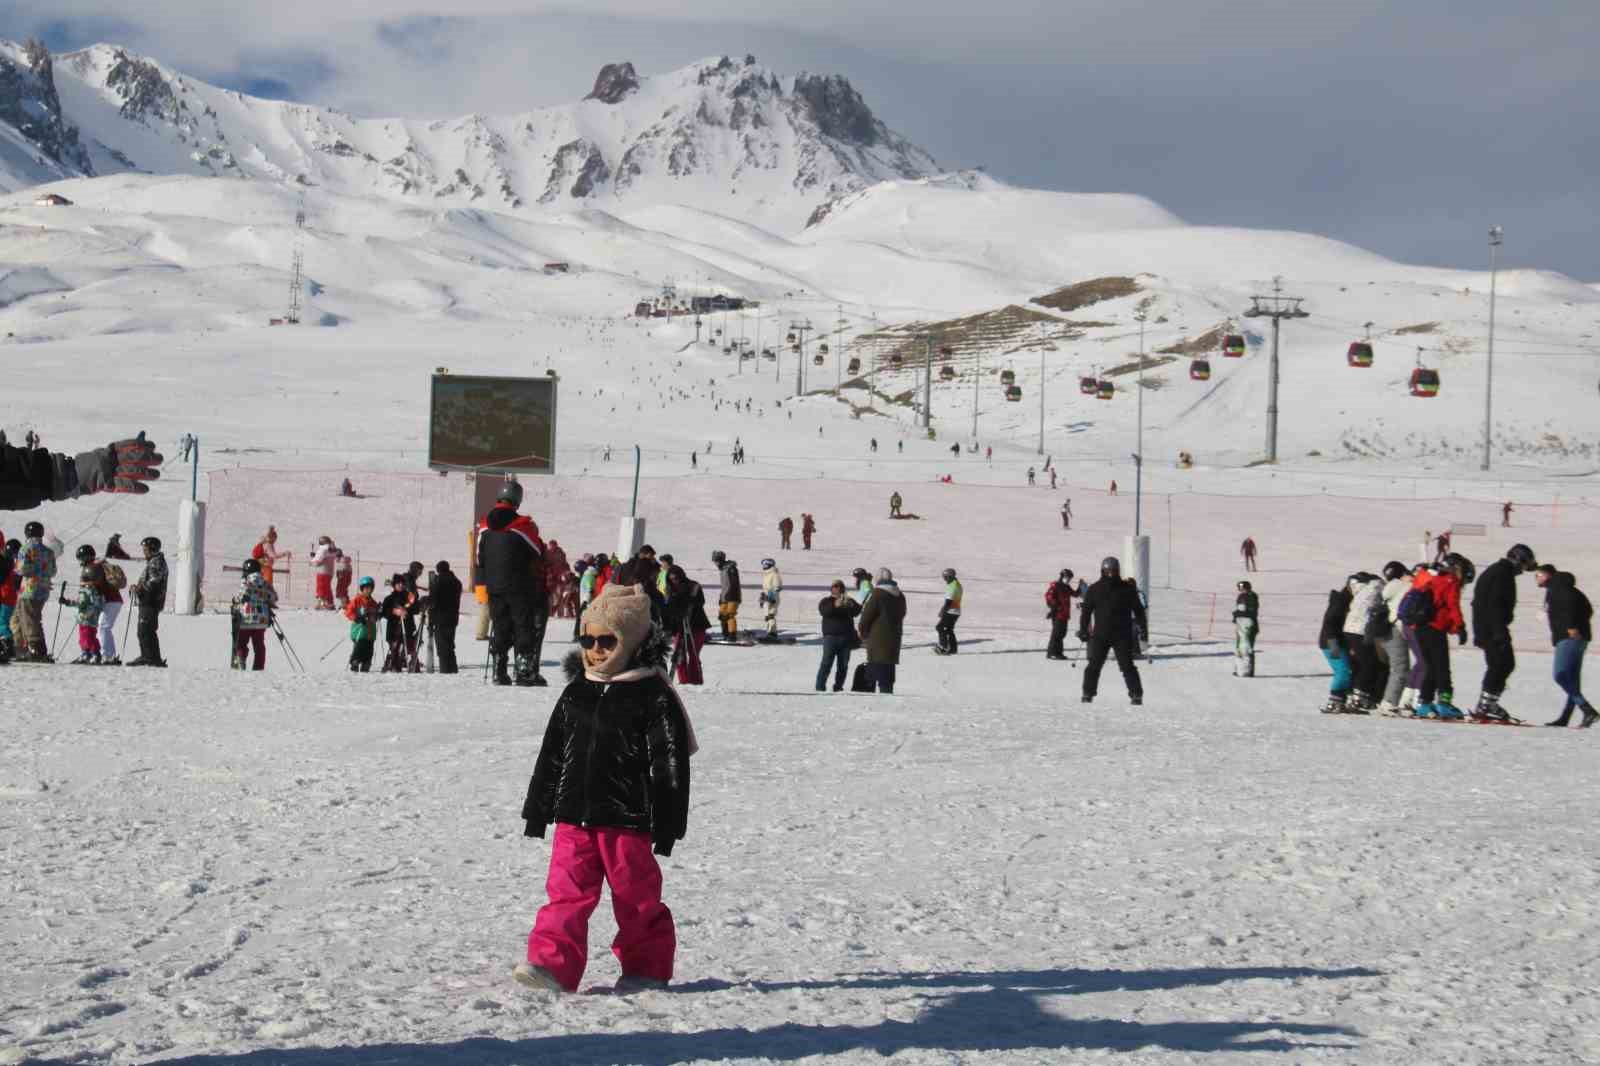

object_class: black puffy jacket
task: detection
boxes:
[1318,587,1351,647]
[476,504,544,597]
[522,650,692,855]
[662,579,710,634]
[1544,572,1593,646]
[1471,558,1518,645]
[818,593,862,638]
[1077,575,1147,643]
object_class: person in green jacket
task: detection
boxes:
[934,568,963,655]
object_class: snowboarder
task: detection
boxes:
[857,568,905,693]
[231,558,277,670]
[1045,569,1078,660]
[1078,557,1146,704]
[778,516,794,550]
[1060,499,1072,530]
[934,568,962,654]
[816,579,862,691]
[1536,564,1596,727]
[1232,580,1259,677]
[801,513,816,550]
[477,480,550,687]
[514,584,693,995]
[1470,544,1537,722]
[1240,537,1258,572]
[712,550,741,638]
[758,558,783,641]
[340,477,357,498]
[344,577,379,672]
[431,560,463,674]
[1411,553,1472,720]
[889,491,903,518]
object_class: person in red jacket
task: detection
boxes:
[1044,569,1080,660]
[1413,553,1474,719]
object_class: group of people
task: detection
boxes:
[775,514,817,550]
[0,524,170,667]
[1306,543,1594,726]
[1041,558,1150,704]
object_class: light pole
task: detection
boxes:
[1037,347,1046,455]
[1134,308,1146,538]
[971,347,980,442]
[790,319,813,397]
[1482,225,1503,471]
[921,335,933,430]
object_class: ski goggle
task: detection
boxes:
[578,633,620,651]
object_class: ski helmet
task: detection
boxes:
[495,480,523,508]
[852,567,870,580]
[75,544,96,563]
[710,549,726,565]
[1101,556,1121,576]
[760,558,775,570]
[24,521,43,539]
[942,568,956,581]
[242,558,262,575]
[141,536,162,552]
[4,539,19,556]
[1506,543,1536,571]
[1443,552,1476,584]
[358,576,375,590]
[1381,560,1410,582]
[1237,580,1252,592]
[1060,568,1074,582]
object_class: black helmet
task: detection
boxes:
[4,539,19,555]
[852,567,870,579]
[1443,552,1476,584]
[711,549,727,565]
[1381,560,1410,582]
[24,521,43,538]
[495,480,523,508]
[435,560,451,573]
[941,567,956,581]
[1060,568,1074,582]
[1237,579,1252,591]
[75,544,96,563]
[242,558,262,575]
[142,536,162,552]
[1101,556,1121,576]
[1506,544,1536,571]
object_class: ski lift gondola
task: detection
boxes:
[1190,358,1211,381]
[1000,368,1016,386]
[785,331,797,344]
[1079,375,1099,395]
[1410,346,1439,397]
[819,342,830,355]
[1096,379,1115,400]
[1347,341,1374,368]
[848,356,862,375]
[1005,385,1023,402]
[1222,334,1246,358]
[940,364,957,381]
[812,353,824,366]
[939,345,954,359]
[890,353,904,368]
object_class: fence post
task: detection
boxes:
[1206,593,1217,639]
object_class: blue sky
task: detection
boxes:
[6,1,1597,280]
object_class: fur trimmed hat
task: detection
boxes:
[583,584,653,646]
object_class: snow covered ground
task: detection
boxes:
[4,611,1597,1065]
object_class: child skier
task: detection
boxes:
[345,576,379,672]
[380,574,417,673]
[65,556,106,664]
[515,585,693,994]
[334,549,354,608]
[231,559,278,670]
[0,538,19,661]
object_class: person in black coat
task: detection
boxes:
[1077,557,1147,704]
[661,565,710,685]
[379,575,420,673]
[816,579,863,691]
[1470,543,1536,719]
[476,481,549,686]
[429,560,464,674]
[1536,566,1596,727]
[517,585,692,993]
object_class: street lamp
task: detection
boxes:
[1482,225,1503,472]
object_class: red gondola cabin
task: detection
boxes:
[1347,342,1374,368]
[1410,367,1440,397]
[1190,359,1211,381]
[1096,380,1115,400]
[1079,376,1099,395]
[1223,334,1246,358]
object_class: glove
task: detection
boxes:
[1457,629,1467,646]
[74,432,164,497]
[1076,630,1089,643]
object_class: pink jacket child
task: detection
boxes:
[514,585,694,995]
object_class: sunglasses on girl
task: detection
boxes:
[578,633,620,651]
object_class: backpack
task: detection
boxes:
[1397,587,1435,627]
[102,563,128,590]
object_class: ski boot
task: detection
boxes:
[1130,695,1143,706]
[493,653,513,687]
[1412,703,1438,719]
[1345,690,1374,715]
[1471,695,1511,724]
[512,962,564,993]
[1433,700,1466,721]
[103,656,120,667]
[1321,693,1348,714]
[513,654,545,687]
[71,652,95,665]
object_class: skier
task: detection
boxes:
[870,438,878,453]
[758,558,783,641]
[889,491,903,518]
[1060,499,1072,530]
[430,560,463,674]
[1376,561,1414,714]
[380,574,419,673]
[815,579,862,691]
[1044,569,1078,660]
[986,446,992,463]
[1433,530,1452,565]
[477,480,550,687]
[251,526,290,588]
[662,564,710,685]
[344,577,380,672]
[1410,553,1472,720]
[1049,468,1058,490]
[1232,580,1259,677]
[0,430,163,510]
[1470,543,1537,722]
[311,536,338,609]
[778,516,794,550]
[1240,536,1258,572]
[334,548,354,608]
[515,584,692,995]
[1108,480,1117,496]
[0,538,18,662]
[94,544,128,665]
[1027,466,1036,486]
[1502,501,1513,528]
[1535,565,1596,728]
[801,513,816,550]
[1318,583,1355,713]
[934,567,962,654]
[63,550,106,664]
[857,568,905,693]
[104,533,131,560]
[711,550,741,639]
[15,522,56,661]
[231,558,277,671]
[1078,558,1146,704]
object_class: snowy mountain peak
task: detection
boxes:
[0,41,941,230]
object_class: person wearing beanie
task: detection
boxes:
[857,568,905,693]
[516,584,695,995]
[430,560,463,673]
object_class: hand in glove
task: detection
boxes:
[1457,629,1468,646]
[74,432,164,497]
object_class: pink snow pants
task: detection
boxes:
[527,824,675,992]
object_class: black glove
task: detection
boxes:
[1076,630,1089,643]
[74,432,164,497]
[653,837,674,857]
[1457,629,1467,646]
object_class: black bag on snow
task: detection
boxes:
[850,662,873,692]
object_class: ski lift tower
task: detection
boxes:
[285,196,306,324]
[1242,276,1309,463]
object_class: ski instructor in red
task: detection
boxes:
[477,479,550,686]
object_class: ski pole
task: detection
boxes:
[120,598,134,659]
[49,582,67,660]
[271,618,306,673]
[318,634,348,663]
[482,619,495,683]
